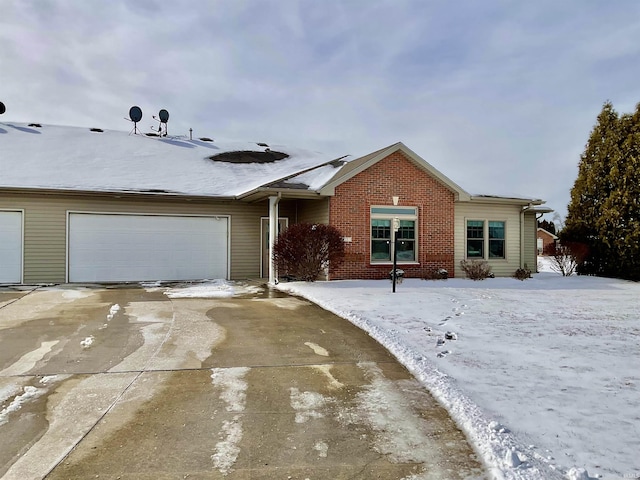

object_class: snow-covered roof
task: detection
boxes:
[0,123,345,198]
[1,123,547,206]
[469,193,546,206]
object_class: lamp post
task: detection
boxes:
[392,217,400,293]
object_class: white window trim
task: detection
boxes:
[465,218,508,261]
[370,206,419,264]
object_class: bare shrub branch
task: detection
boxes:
[460,260,493,280]
[273,223,345,282]
[547,242,588,276]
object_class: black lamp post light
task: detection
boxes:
[391,217,404,293]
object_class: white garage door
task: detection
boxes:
[0,211,23,284]
[68,213,228,282]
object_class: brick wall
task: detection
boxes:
[329,151,455,279]
[537,229,557,255]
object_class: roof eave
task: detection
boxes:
[0,185,236,201]
[468,195,547,206]
[237,187,325,203]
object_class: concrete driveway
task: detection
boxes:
[0,283,486,479]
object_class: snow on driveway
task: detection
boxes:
[277,261,640,480]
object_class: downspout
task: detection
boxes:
[520,204,532,269]
[268,193,281,285]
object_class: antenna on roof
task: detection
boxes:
[152,109,169,137]
[0,101,6,115]
[127,106,143,134]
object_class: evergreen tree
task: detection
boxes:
[537,219,556,235]
[598,104,640,278]
[563,101,640,279]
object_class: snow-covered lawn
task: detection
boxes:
[276,259,640,480]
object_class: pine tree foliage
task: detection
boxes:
[563,101,640,279]
[537,219,556,235]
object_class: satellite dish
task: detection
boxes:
[158,109,169,123]
[129,106,143,122]
[0,101,5,115]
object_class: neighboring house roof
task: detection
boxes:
[537,228,558,240]
[0,123,345,198]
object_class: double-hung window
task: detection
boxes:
[488,221,505,258]
[370,207,417,263]
[466,220,484,258]
[466,220,506,259]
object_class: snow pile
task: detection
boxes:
[277,265,640,479]
[164,280,262,298]
[0,385,45,426]
[107,304,120,319]
[80,336,95,349]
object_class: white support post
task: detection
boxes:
[268,195,280,285]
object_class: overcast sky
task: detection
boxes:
[2,1,640,218]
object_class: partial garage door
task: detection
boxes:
[0,211,22,283]
[68,213,228,282]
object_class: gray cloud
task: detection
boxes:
[2,0,640,218]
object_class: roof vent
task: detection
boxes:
[209,150,289,164]
[28,123,42,128]
[199,137,213,142]
[256,142,269,147]
[0,101,5,115]
[90,128,104,133]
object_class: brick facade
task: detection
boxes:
[537,228,557,255]
[328,151,456,280]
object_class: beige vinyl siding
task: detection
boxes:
[0,192,271,283]
[296,198,330,225]
[454,202,523,278]
[523,211,538,273]
[274,201,297,224]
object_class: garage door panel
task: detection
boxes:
[68,214,228,282]
[0,211,22,283]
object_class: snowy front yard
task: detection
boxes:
[277,259,640,480]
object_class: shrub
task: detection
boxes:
[514,267,531,281]
[273,223,345,282]
[547,242,587,277]
[389,268,405,283]
[460,259,492,280]
[435,268,449,280]
[424,268,449,280]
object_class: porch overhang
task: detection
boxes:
[237,188,327,203]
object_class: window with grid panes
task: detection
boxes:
[370,207,417,262]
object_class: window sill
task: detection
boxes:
[465,257,507,261]
[370,261,420,266]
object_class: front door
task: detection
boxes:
[261,217,288,278]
